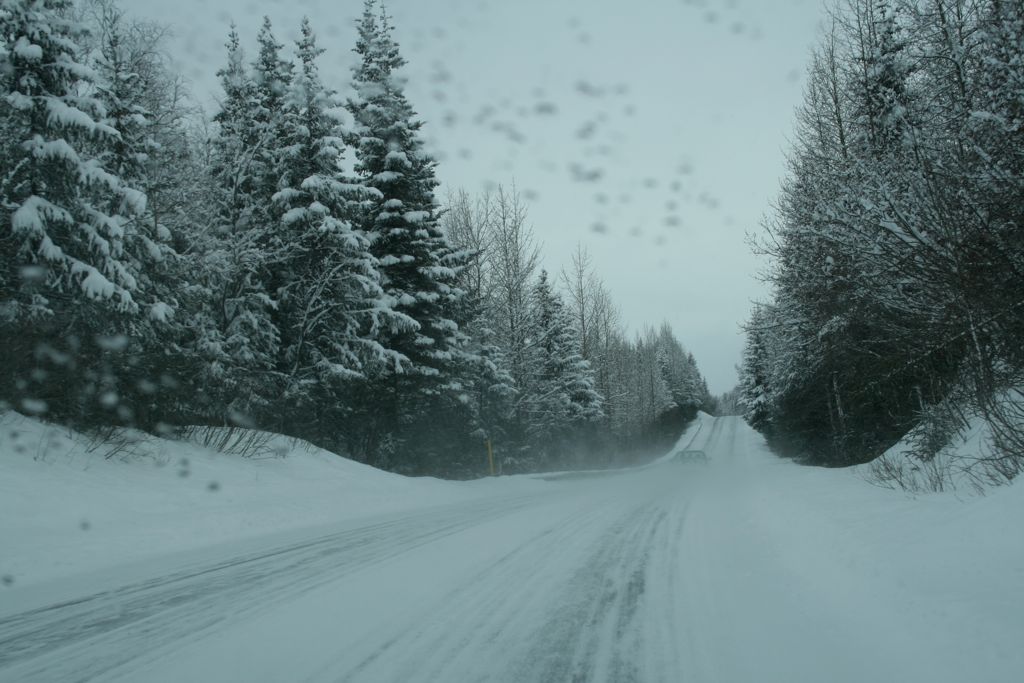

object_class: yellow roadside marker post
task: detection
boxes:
[486,439,495,476]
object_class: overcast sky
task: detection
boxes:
[133,0,826,394]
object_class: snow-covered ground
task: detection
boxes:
[0,413,549,591]
[1,412,1022,682]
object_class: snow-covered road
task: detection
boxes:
[1,416,1021,683]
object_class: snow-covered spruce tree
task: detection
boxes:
[209,26,258,233]
[249,16,292,271]
[85,2,186,429]
[656,324,704,417]
[182,24,283,427]
[739,305,774,433]
[83,4,196,255]
[0,0,170,427]
[520,271,602,469]
[268,18,412,443]
[344,0,473,472]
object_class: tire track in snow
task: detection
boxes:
[0,494,546,683]
[512,500,682,683]
[304,467,702,683]
[0,432,713,683]
[319,501,619,683]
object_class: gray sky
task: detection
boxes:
[134,0,825,394]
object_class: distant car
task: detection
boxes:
[672,449,708,465]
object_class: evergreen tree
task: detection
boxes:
[0,0,166,425]
[522,271,602,466]
[250,16,292,258]
[88,2,183,428]
[269,17,411,438]
[344,0,472,469]
[739,305,773,432]
[189,24,281,425]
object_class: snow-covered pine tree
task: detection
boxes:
[249,16,292,273]
[188,24,281,425]
[91,14,148,188]
[655,324,703,417]
[269,17,412,440]
[739,305,773,432]
[344,0,472,470]
[0,0,168,425]
[86,2,183,428]
[210,26,256,231]
[522,271,602,467]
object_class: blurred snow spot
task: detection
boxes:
[576,121,597,139]
[569,163,604,183]
[20,398,47,415]
[227,409,256,428]
[473,105,495,125]
[19,264,46,282]
[574,80,604,97]
[698,192,721,210]
[96,334,129,352]
[429,63,452,83]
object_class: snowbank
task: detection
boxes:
[0,412,542,590]
[682,420,1024,683]
[857,391,1024,494]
